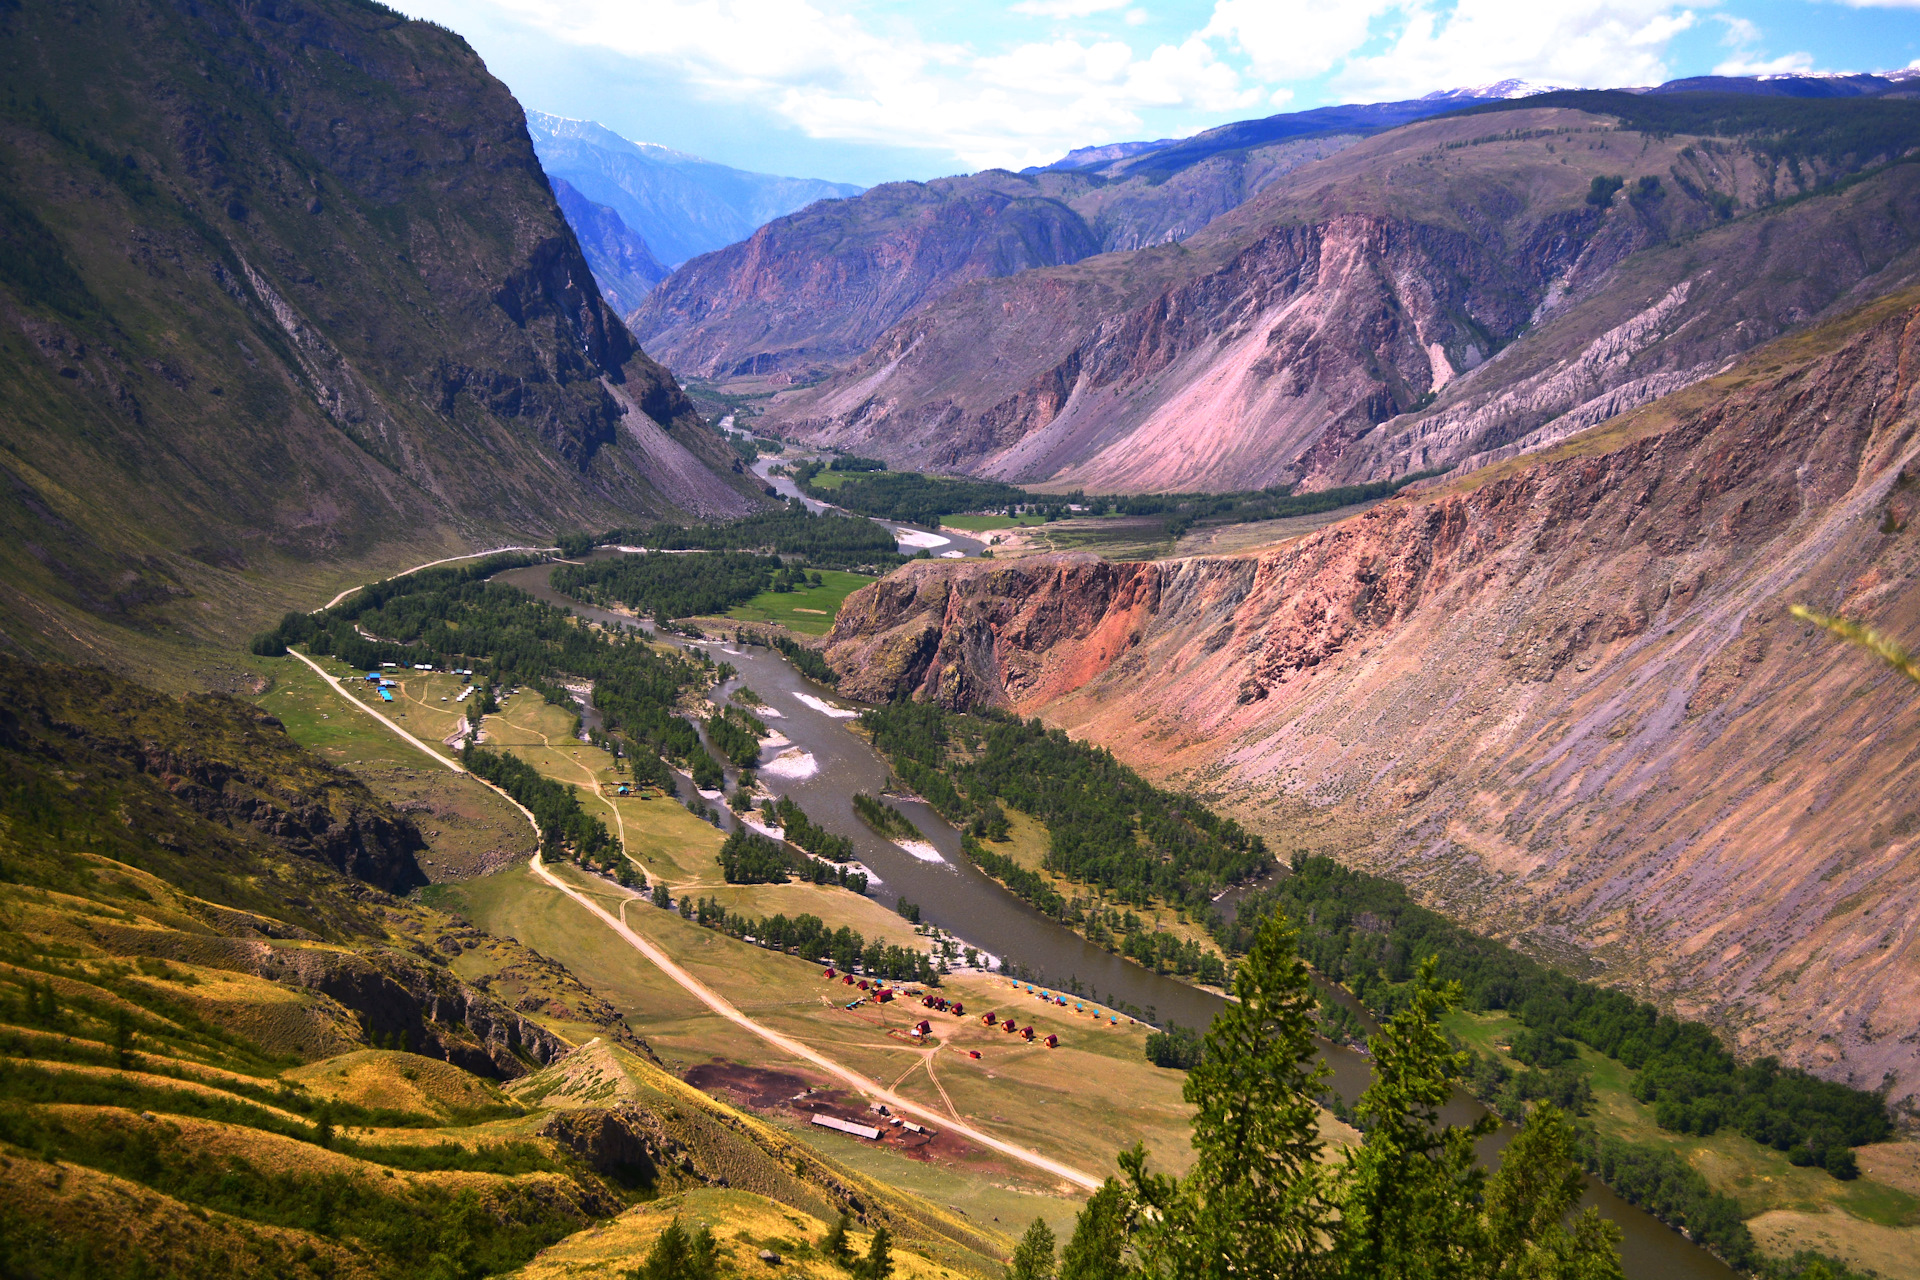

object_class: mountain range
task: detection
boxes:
[526,111,863,272]
[821,278,1920,1117]
[629,77,1920,499]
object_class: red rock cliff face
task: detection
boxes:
[825,297,1920,1111]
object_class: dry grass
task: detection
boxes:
[518,1187,979,1280]
[285,1049,514,1120]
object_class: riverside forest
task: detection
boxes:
[6,1,1920,1276]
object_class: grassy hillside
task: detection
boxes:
[0,652,1012,1275]
[0,0,761,686]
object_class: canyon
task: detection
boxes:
[823,288,1920,1116]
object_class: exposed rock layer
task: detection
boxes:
[768,108,1920,494]
[826,295,1920,1113]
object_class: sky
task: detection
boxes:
[394,0,1920,187]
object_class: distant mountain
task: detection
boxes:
[551,177,669,311]
[1648,71,1920,98]
[527,112,863,266]
[1422,78,1566,101]
[1029,136,1179,173]
[633,91,1517,381]
[630,132,1357,381]
[761,89,1920,493]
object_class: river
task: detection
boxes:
[748,452,990,560]
[492,556,1734,1279]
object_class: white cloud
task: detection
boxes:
[1331,1,1696,99]
[1709,11,1817,79]
[1009,0,1129,16]
[1204,0,1394,81]
[1125,8,1150,26]
[1713,50,1817,75]
[474,0,1253,170]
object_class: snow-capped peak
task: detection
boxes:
[1423,79,1568,102]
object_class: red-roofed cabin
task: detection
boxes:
[951,1002,964,1017]
[1044,1033,1059,1048]
[1021,1026,1036,1041]
[823,969,836,980]
[982,1011,997,1025]
[916,1020,932,1035]
[843,975,855,985]
[968,1050,982,1060]
[876,989,894,1003]
[1002,1018,1017,1032]
[858,980,871,991]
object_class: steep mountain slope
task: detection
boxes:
[630,134,1360,381]
[764,95,1920,494]
[552,177,669,311]
[527,112,863,268]
[821,289,1920,1114]
[0,0,758,679]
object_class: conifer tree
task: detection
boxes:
[1333,955,1494,1280]
[1009,1217,1056,1280]
[1123,911,1332,1278]
[1059,1182,1131,1280]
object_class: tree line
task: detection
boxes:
[1227,854,1891,1173]
[250,556,725,817]
[552,551,785,622]
[462,745,614,862]
[862,701,1270,913]
[679,899,935,985]
[598,504,904,572]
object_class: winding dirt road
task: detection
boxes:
[291,625,1101,1192]
[528,849,1101,1191]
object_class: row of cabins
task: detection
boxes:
[978,1009,1057,1047]
[823,969,896,1003]
[820,968,1059,1048]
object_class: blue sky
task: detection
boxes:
[395,1,1920,187]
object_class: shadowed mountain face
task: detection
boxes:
[822,289,1920,1113]
[526,112,863,269]
[0,0,759,671]
[746,95,1920,495]
[552,177,669,312]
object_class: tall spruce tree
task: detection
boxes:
[1122,912,1332,1278]
[1334,955,1495,1280]
[1060,1181,1132,1280]
[1009,1217,1057,1280]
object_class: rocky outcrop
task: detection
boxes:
[10,660,429,894]
[826,294,1920,1112]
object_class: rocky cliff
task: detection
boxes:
[766,97,1920,495]
[0,0,758,673]
[825,290,1920,1112]
[629,136,1356,382]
